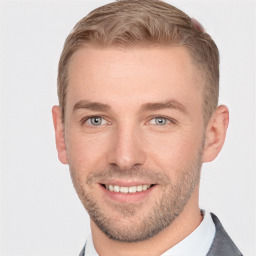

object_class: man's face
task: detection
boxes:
[62,46,206,242]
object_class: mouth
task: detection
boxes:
[99,181,157,203]
[102,184,154,193]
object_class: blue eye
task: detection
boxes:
[149,117,170,126]
[86,116,106,126]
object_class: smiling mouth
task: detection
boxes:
[102,184,154,193]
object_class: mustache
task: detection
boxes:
[86,166,170,185]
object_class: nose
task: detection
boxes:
[107,124,146,170]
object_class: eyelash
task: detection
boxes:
[79,115,178,127]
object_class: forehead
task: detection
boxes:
[66,46,203,111]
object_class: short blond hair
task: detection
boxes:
[58,0,219,123]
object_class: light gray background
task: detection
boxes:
[0,0,255,255]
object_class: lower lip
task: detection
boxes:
[99,184,156,203]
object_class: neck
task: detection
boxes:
[91,188,202,256]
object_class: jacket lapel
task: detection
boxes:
[206,213,242,256]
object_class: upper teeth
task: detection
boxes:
[105,184,151,193]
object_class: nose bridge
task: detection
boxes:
[107,121,146,169]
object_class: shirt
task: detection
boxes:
[84,210,216,256]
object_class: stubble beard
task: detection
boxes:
[69,144,203,243]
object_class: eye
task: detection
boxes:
[148,117,171,126]
[85,116,108,126]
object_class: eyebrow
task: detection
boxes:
[73,100,111,112]
[140,99,188,114]
[72,99,188,114]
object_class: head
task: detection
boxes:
[53,0,229,243]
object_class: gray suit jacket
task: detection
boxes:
[206,213,242,256]
[79,213,242,256]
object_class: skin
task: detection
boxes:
[52,46,229,256]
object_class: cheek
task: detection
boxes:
[145,129,203,173]
[65,130,110,175]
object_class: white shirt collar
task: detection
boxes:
[84,210,216,256]
[160,210,216,256]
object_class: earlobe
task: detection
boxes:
[202,105,229,162]
[52,106,69,164]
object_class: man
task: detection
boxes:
[52,0,242,255]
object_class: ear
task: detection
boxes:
[202,105,229,162]
[52,106,68,164]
